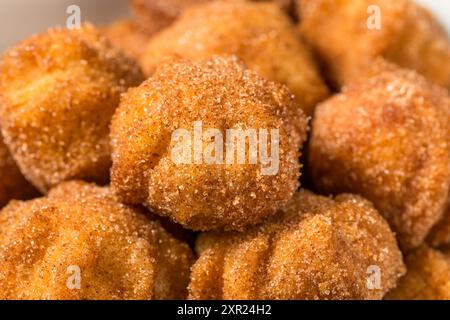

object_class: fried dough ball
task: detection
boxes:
[0,138,38,207]
[0,25,145,193]
[298,0,450,88]
[103,20,152,60]
[386,245,450,300]
[131,0,297,33]
[110,56,308,231]
[308,61,450,250]
[140,0,328,116]
[0,181,194,300]
[189,190,405,300]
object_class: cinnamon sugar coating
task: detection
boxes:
[308,61,450,250]
[386,245,450,300]
[0,25,145,193]
[189,190,405,300]
[298,0,450,88]
[140,0,328,116]
[111,56,308,231]
[0,181,194,300]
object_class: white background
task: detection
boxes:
[0,0,448,51]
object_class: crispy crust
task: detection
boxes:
[140,0,328,116]
[0,25,144,192]
[308,60,450,250]
[189,190,405,300]
[0,181,194,300]
[111,56,308,231]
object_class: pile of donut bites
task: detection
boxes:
[0,0,449,300]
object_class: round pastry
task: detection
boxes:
[298,0,450,88]
[0,181,194,300]
[189,190,405,300]
[111,56,308,231]
[131,0,297,33]
[0,24,145,192]
[308,61,450,250]
[140,0,328,116]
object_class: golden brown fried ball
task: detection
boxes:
[0,181,194,300]
[298,0,450,88]
[308,61,450,250]
[110,56,308,231]
[140,0,328,116]
[0,25,145,193]
[189,190,405,300]
[0,138,38,207]
[103,20,152,60]
[131,0,297,33]
[386,245,450,300]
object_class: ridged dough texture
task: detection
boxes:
[0,181,194,300]
[189,190,405,300]
[0,25,145,193]
[140,0,328,116]
[111,56,308,231]
[308,61,450,250]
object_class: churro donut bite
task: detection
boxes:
[308,62,450,250]
[103,20,152,60]
[0,181,194,300]
[298,0,450,88]
[189,190,405,300]
[386,245,450,300]
[0,138,38,207]
[140,0,328,116]
[0,25,145,193]
[131,0,297,33]
[110,56,308,231]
